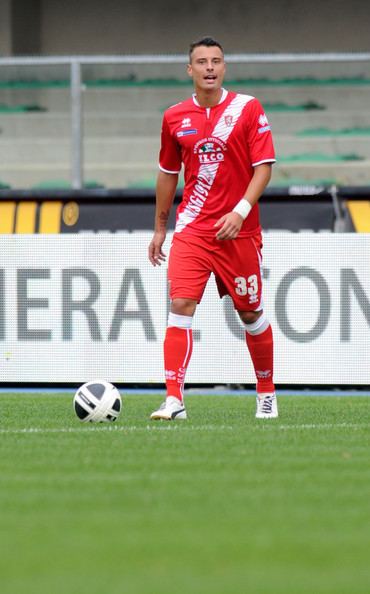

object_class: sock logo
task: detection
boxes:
[256,369,272,379]
[165,369,176,380]
[177,367,186,385]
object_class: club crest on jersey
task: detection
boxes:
[224,115,233,127]
[194,137,227,164]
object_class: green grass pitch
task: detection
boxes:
[0,393,369,594]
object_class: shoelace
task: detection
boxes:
[261,396,273,413]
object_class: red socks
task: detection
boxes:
[245,324,275,394]
[163,315,274,399]
[164,326,193,402]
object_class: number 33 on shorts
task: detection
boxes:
[234,275,259,303]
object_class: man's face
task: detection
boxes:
[187,45,226,92]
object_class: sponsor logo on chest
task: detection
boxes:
[193,137,227,164]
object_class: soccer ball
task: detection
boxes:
[73,380,122,422]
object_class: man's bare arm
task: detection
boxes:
[214,163,272,241]
[148,170,179,266]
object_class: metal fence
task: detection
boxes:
[1,52,370,189]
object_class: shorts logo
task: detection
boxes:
[194,137,227,164]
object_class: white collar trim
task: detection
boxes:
[192,88,228,107]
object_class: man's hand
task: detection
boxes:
[214,211,244,240]
[148,231,167,266]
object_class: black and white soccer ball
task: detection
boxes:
[73,380,122,422]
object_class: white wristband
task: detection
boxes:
[232,199,252,220]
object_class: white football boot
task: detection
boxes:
[150,396,187,420]
[256,392,278,419]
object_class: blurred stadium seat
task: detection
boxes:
[0,57,370,189]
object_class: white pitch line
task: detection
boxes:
[262,422,370,431]
[0,422,368,435]
[0,424,234,435]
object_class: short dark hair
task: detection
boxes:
[189,37,224,61]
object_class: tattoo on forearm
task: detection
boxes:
[159,210,169,228]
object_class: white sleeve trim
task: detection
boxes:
[252,158,276,167]
[159,164,181,174]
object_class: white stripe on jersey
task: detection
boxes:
[175,94,255,234]
[212,94,254,142]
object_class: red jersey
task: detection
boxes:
[159,89,275,237]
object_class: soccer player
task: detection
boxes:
[148,36,278,420]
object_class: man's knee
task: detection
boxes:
[238,309,263,325]
[171,298,197,317]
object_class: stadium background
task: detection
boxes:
[1,0,370,54]
[0,0,369,386]
[1,6,370,594]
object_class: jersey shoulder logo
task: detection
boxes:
[258,113,269,127]
[257,113,271,134]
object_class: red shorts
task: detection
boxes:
[167,232,264,311]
